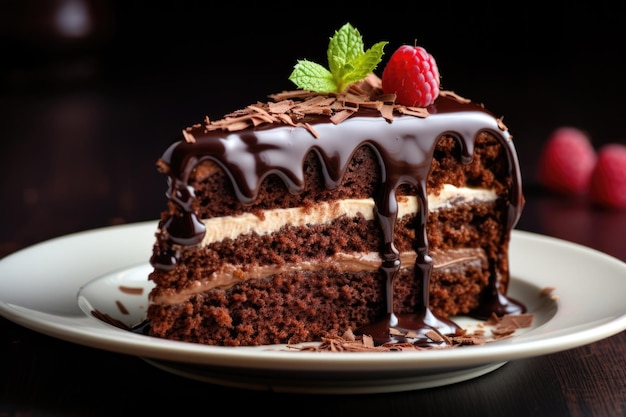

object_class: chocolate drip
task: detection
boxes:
[470,262,526,320]
[152,94,525,346]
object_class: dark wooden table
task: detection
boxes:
[1,5,625,415]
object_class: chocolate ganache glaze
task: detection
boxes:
[150,81,526,347]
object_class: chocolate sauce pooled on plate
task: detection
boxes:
[150,85,526,347]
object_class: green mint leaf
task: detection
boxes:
[327,23,364,76]
[334,40,388,92]
[289,23,387,93]
[288,59,337,93]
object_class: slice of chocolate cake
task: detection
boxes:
[147,25,525,348]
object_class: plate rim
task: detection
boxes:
[0,221,625,373]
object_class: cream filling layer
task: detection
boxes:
[154,185,496,306]
[152,248,487,305]
[201,184,496,246]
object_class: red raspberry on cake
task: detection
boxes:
[589,143,626,209]
[537,127,596,195]
[382,44,440,107]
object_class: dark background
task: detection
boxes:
[1,3,625,416]
[1,0,625,252]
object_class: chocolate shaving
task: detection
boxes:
[485,312,501,326]
[497,117,509,132]
[197,74,471,138]
[380,103,395,122]
[182,129,196,143]
[398,106,430,118]
[330,109,355,125]
[288,312,535,352]
[498,313,534,329]
[449,335,487,345]
[425,329,448,343]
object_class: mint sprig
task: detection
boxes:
[289,23,387,94]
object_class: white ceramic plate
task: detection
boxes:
[0,222,625,394]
